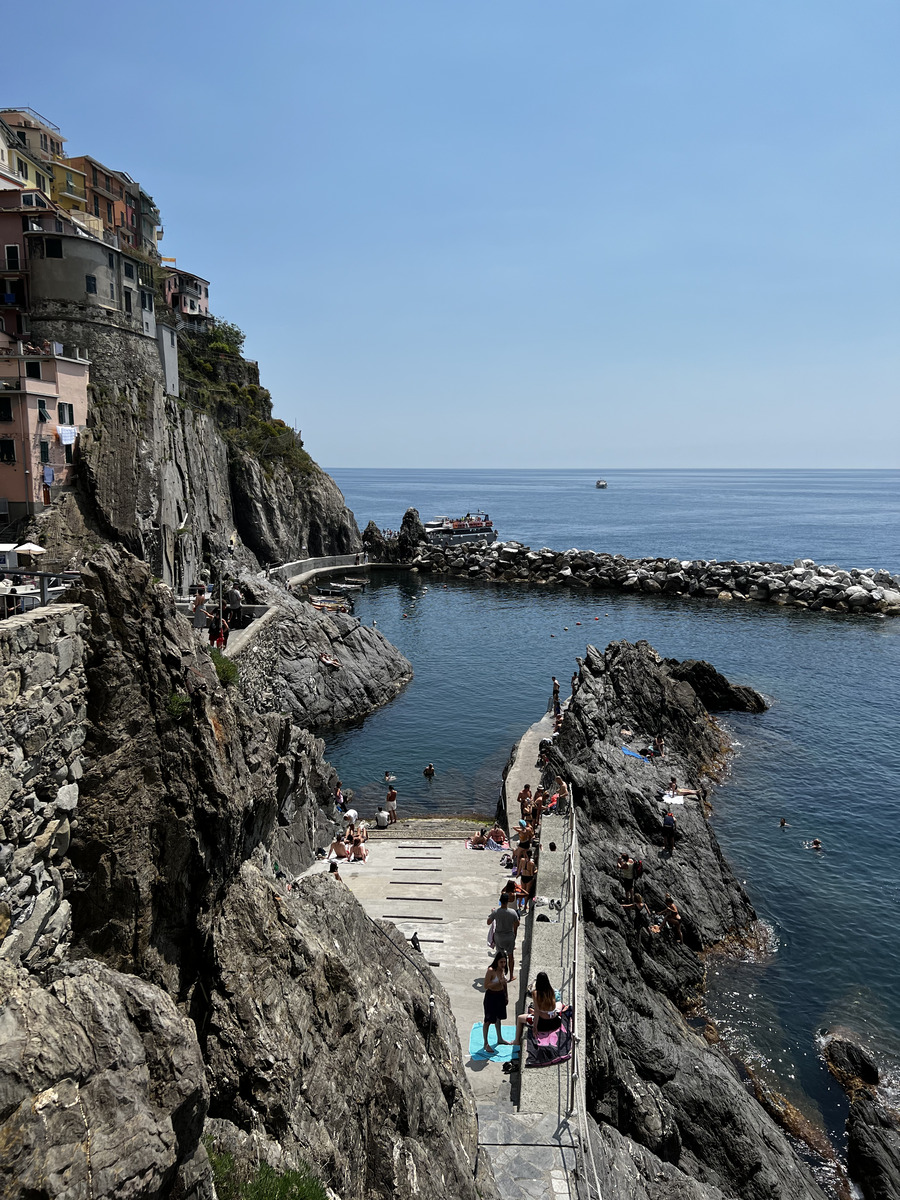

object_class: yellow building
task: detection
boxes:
[0,108,87,217]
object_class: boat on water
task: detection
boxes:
[595,480,608,489]
[424,510,497,546]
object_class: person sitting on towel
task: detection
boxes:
[516,972,568,1042]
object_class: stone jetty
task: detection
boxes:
[411,537,900,615]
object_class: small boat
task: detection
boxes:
[424,510,497,546]
[595,480,608,489]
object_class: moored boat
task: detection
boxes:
[424,510,497,546]
[596,480,608,489]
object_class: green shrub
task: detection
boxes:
[204,1143,326,1200]
[209,647,239,686]
[166,692,191,720]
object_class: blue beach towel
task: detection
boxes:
[469,1023,520,1062]
[622,746,650,762]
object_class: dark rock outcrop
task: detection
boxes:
[550,641,828,1200]
[822,1034,900,1200]
[397,507,427,561]
[664,658,768,713]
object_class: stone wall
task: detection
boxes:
[0,603,87,973]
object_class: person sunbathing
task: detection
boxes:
[328,837,350,860]
[516,972,567,1043]
[349,836,368,862]
[487,824,507,845]
[470,829,488,848]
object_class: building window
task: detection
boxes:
[4,246,19,271]
[35,172,46,192]
[0,397,12,422]
[107,252,115,269]
[141,291,152,311]
[44,238,63,259]
[64,443,73,464]
[106,202,113,224]
[93,196,100,218]
[92,167,99,187]
[109,283,115,300]
[38,401,49,422]
[22,195,34,207]
[189,299,196,311]
[40,440,50,464]
[124,262,134,279]
[40,134,49,151]
[105,174,111,191]
[124,288,132,314]
[55,220,63,233]
[169,330,175,346]
[0,439,15,463]
[17,158,28,179]
[58,402,74,424]
[85,274,97,294]
[25,361,41,380]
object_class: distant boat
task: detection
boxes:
[595,480,608,489]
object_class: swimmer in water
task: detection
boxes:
[811,838,822,850]
[779,817,788,828]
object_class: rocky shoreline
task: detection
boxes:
[535,638,899,1200]
[366,509,900,616]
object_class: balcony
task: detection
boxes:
[58,181,86,201]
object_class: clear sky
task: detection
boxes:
[8,1,899,468]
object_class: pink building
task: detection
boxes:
[0,338,89,520]
[163,269,211,330]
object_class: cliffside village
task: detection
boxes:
[0,106,209,532]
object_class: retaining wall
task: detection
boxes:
[0,603,88,972]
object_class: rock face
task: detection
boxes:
[26,303,360,586]
[663,658,768,713]
[393,516,900,617]
[0,957,210,1200]
[231,573,413,730]
[547,641,828,1200]
[202,865,486,1200]
[0,605,88,973]
[0,546,488,1200]
[822,1035,900,1200]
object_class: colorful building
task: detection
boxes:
[0,337,90,521]
[0,109,87,218]
[163,269,211,330]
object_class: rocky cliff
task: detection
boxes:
[25,304,360,587]
[547,641,834,1200]
[0,549,488,1200]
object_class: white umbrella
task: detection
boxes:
[15,542,47,554]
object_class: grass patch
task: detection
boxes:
[208,647,239,686]
[166,692,191,720]
[204,1141,327,1200]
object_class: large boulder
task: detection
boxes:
[664,658,769,713]
[0,958,210,1199]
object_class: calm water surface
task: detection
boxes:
[323,469,900,1147]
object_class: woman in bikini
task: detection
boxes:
[482,952,511,1052]
[516,972,565,1043]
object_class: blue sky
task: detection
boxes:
[8,1,899,467]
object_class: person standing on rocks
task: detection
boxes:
[616,853,637,901]
[385,785,398,824]
[552,675,560,700]
[620,892,655,960]
[487,893,520,981]
[663,894,683,943]
[224,583,242,628]
[571,671,579,694]
[662,810,678,855]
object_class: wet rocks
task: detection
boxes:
[664,658,768,713]
[549,640,828,1200]
[822,1033,900,1200]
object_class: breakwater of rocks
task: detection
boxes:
[394,522,900,615]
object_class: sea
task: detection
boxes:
[324,468,900,1154]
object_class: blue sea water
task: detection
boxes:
[324,468,900,1149]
